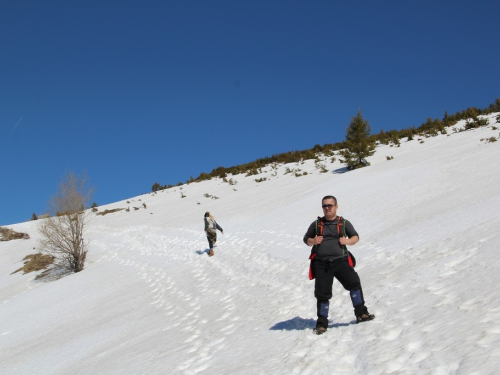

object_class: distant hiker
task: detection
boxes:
[303,195,374,335]
[204,212,223,257]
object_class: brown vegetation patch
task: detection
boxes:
[11,253,55,275]
[0,226,30,241]
[96,208,125,216]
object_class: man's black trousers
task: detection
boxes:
[313,258,365,328]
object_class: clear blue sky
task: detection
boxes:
[1,0,499,225]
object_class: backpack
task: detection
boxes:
[206,217,217,231]
[308,216,356,280]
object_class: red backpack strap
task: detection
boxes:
[336,216,343,237]
[316,216,324,236]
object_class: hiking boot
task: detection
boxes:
[356,313,375,323]
[312,326,327,335]
[354,303,374,323]
[208,249,214,257]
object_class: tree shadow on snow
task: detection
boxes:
[270,316,357,331]
[332,167,349,174]
[34,265,73,283]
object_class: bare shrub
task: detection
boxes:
[38,172,94,273]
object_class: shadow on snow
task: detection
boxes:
[270,316,357,331]
[195,249,210,256]
[332,167,349,174]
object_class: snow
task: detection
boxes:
[1,114,500,374]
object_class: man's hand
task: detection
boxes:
[308,235,323,246]
[339,236,359,246]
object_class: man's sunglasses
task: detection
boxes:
[322,204,335,209]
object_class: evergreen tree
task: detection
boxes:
[340,110,376,170]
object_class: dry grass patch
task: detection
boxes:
[96,208,125,216]
[11,253,55,275]
[0,226,30,241]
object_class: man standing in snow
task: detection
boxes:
[303,195,374,335]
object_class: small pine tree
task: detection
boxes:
[340,111,376,170]
[31,213,38,221]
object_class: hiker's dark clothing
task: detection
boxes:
[313,258,364,328]
[313,258,362,300]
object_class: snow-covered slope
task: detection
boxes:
[1,114,500,374]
